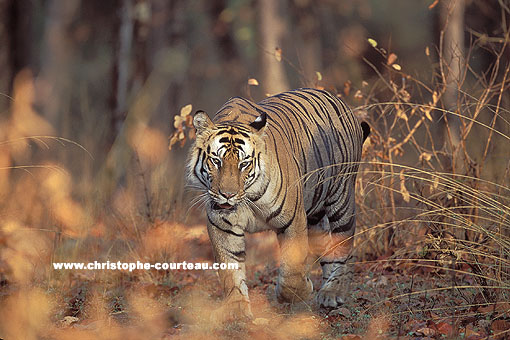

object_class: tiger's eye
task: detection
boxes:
[211,158,221,167]
[239,160,251,170]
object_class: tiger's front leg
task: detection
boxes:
[206,219,253,320]
[316,190,357,309]
[275,209,314,303]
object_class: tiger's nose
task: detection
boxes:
[220,191,236,199]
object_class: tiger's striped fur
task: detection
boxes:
[188,88,369,316]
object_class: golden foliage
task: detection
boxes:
[169,104,195,150]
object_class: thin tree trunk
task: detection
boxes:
[0,0,12,197]
[258,0,289,95]
[0,0,12,111]
[100,0,135,198]
[440,0,465,172]
[10,0,34,75]
[110,0,134,148]
[440,0,466,243]
[39,0,80,131]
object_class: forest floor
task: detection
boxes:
[38,223,509,340]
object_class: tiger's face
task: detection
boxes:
[189,111,267,211]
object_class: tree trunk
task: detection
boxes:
[110,0,134,148]
[0,0,12,197]
[10,0,34,74]
[0,0,12,112]
[258,0,289,95]
[39,0,80,131]
[440,0,465,172]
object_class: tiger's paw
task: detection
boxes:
[276,275,313,303]
[317,264,353,309]
[316,286,345,309]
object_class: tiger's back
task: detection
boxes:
[213,88,365,229]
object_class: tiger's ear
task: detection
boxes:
[193,110,214,134]
[249,112,267,133]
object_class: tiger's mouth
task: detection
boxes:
[213,202,235,211]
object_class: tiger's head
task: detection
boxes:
[188,111,268,211]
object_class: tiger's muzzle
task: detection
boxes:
[212,191,240,210]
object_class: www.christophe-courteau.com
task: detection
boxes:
[53,261,239,272]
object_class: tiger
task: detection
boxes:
[187,88,370,318]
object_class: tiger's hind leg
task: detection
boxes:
[316,193,356,309]
[307,212,331,260]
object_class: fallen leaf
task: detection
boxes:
[491,320,510,339]
[387,53,397,65]
[416,327,436,336]
[185,114,193,126]
[465,323,481,338]
[429,0,439,9]
[478,304,493,314]
[400,170,410,203]
[436,322,454,336]
[168,133,180,150]
[59,316,79,327]
[481,302,510,316]
[180,104,192,117]
[174,115,184,129]
[344,81,351,96]
[368,38,378,48]
[420,152,432,161]
[274,47,282,62]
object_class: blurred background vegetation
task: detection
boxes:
[0,0,507,206]
[0,0,510,338]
